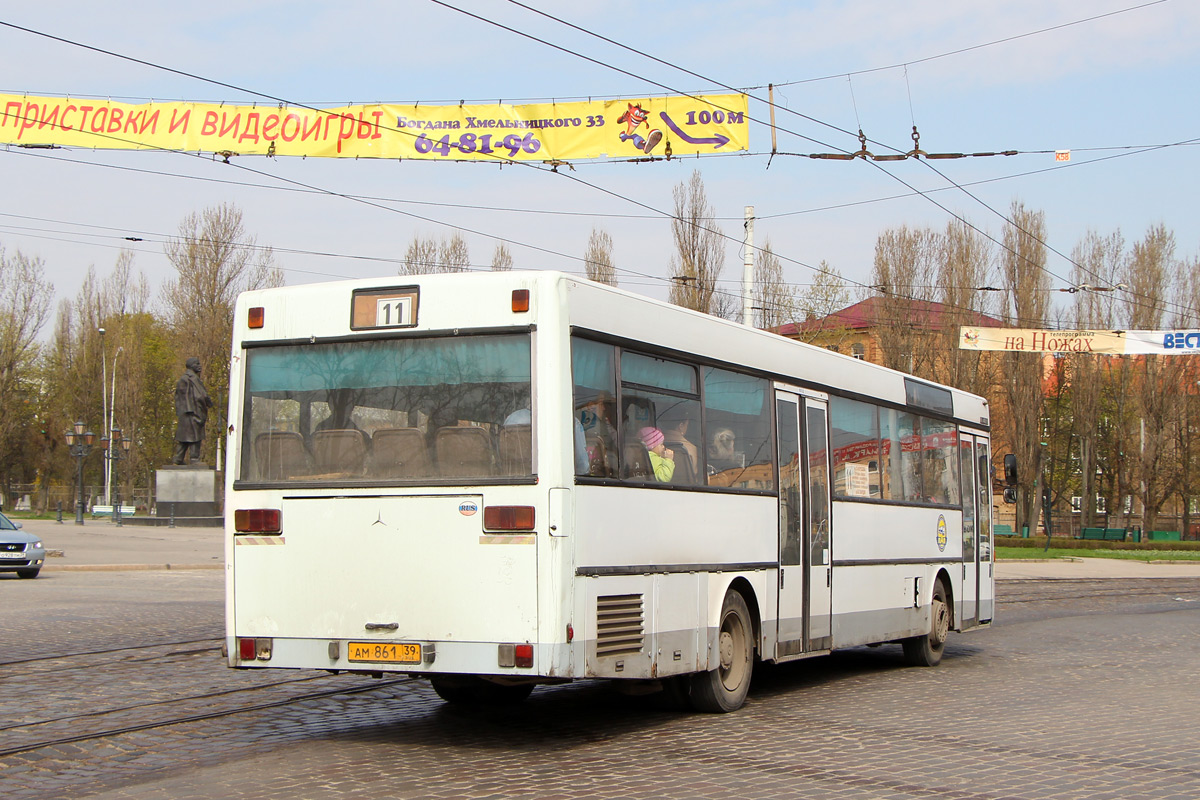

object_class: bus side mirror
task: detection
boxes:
[1003,454,1018,487]
[1002,486,1017,504]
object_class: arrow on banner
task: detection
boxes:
[658,112,730,149]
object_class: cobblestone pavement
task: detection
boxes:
[2,573,1198,799]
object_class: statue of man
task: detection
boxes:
[173,356,214,465]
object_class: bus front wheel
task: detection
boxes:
[690,591,754,713]
[903,578,949,667]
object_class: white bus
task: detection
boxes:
[225,271,995,712]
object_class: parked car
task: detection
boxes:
[0,511,45,579]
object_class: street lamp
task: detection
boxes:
[64,421,96,526]
[101,427,132,526]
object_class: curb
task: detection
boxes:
[42,563,224,572]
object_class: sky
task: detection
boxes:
[2,0,1198,332]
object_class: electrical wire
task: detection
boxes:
[763,1,1170,88]
[2,13,1193,327]
[489,0,1200,324]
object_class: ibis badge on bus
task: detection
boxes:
[936,515,948,552]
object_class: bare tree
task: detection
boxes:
[401,235,440,275]
[753,239,795,330]
[401,232,470,274]
[998,201,1051,537]
[490,242,513,272]
[162,204,282,463]
[439,232,471,273]
[667,170,732,318]
[1070,229,1125,528]
[584,228,617,286]
[1121,224,1181,533]
[936,220,994,394]
[870,225,939,377]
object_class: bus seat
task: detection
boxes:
[585,435,612,477]
[436,426,495,477]
[621,442,653,480]
[370,428,432,478]
[498,424,532,475]
[254,431,312,480]
[312,429,368,476]
[664,436,698,485]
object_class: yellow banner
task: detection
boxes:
[0,93,748,161]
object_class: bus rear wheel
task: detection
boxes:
[903,578,950,667]
[690,591,754,713]
[430,675,533,705]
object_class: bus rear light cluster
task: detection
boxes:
[234,508,281,533]
[498,643,534,668]
[238,637,272,661]
[483,505,535,531]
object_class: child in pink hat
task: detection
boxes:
[639,426,675,482]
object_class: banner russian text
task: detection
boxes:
[959,326,1200,355]
[0,93,749,161]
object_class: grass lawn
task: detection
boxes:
[997,546,1200,562]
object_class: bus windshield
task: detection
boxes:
[239,333,532,483]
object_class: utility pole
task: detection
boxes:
[742,206,754,326]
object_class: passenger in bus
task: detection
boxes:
[708,427,738,472]
[639,426,675,483]
[578,394,617,477]
[662,418,699,484]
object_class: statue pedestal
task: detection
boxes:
[155,464,220,519]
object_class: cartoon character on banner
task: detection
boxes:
[617,103,663,154]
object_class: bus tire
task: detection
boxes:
[690,591,754,713]
[430,675,533,705]
[903,578,949,667]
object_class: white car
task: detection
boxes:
[0,511,45,579]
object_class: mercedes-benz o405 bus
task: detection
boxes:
[225,271,994,712]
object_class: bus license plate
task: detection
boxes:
[347,641,421,664]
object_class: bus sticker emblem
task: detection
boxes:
[936,515,948,552]
[459,501,478,516]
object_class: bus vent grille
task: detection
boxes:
[596,594,645,657]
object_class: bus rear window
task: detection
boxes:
[241,334,532,483]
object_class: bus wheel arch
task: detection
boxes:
[691,584,756,713]
[902,573,951,668]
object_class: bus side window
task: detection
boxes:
[572,339,618,479]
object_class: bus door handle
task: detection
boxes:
[365,622,399,631]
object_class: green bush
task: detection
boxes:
[994,535,1200,552]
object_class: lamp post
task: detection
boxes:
[101,427,132,526]
[64,421,96,525]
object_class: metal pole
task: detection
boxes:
[113,454,122,527]
[107,347,122,505]
[742,205,754,326]
[75,452,85,525]
[100,328,108,506]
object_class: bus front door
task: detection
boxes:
[775,389,832,658]
[959,433,980,628]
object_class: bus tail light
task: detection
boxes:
[498,643,534,668]
[238,637,272,661]
[235,508,281,533]
[514,643,534,668]
[511,289,529,313]
[483,505,535,531]
[248,306,265,328]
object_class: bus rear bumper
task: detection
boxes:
[225,635,571,678]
